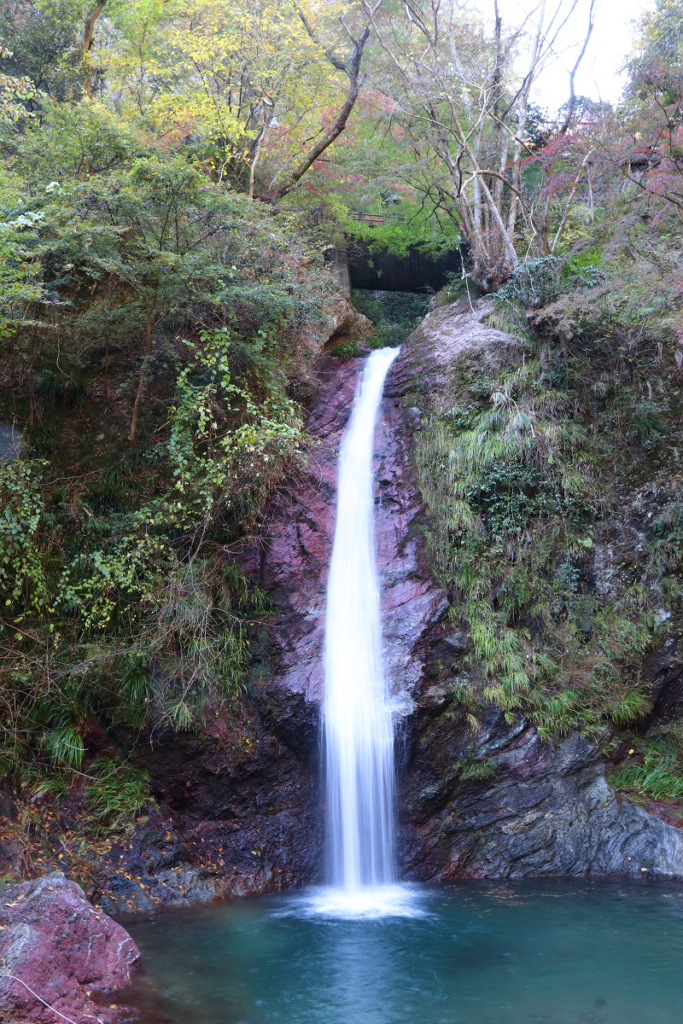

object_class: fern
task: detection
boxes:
[607,690,652,725]
[457,756,497,781]
[40,726,85,772]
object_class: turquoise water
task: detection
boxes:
[122,882,683,1024]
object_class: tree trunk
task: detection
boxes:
[128,300,153,444]
[27,365,35,432]
[263,22,370,201]
[104,340,111,401]
[83,1,107,98]
[558,0,596,135]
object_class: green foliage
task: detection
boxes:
[5,98,142,187]
[0,460,49,614]
[561,250,608,290]
[331,338,361,360]
[0,100,334,786]
[438,272,468,305]
[611,738,683,802]
[627,0,683,104]
[456,756,496,781]
[0,1,92,102]
[0,169,44,339]
[652,497,683,576]
[86,756,152,835]
[496,254,609,314]
[0,0,681,830]
[497,257,561,309]
[415,326,682,737]
[351,289,429,347]
[40,725,85,772]
[607,690,653,725]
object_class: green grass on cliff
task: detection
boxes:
[610,736,683,803]
[414,271,683,798]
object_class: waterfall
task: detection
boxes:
[308,347,419,919]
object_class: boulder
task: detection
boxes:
[0,872,139,1024]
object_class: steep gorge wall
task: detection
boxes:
[4,298,683,1020]
[247,299,683,885]
[33,299,683,912]
[96,346,449,911]
[391,302,683,880]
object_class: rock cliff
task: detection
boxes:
[23,297,683,914]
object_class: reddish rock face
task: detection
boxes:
[89,345,449,911]
[0,872,139,1024]
[71,299,683,909]
[255,351,448,708]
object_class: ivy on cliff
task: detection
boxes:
[0,105,330,799]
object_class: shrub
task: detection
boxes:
[86,757,152,835]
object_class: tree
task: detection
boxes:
[532,0,683,260]
[0,0,106,100]
[91,0,372,201]
[358,0,596,289]
[621,0,683,214]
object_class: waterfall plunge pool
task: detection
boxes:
[119,880,683,1023]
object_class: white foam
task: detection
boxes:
[295,885,427,921]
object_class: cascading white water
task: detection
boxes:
[325,347,398,892]
[308,347,420,919]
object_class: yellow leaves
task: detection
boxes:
[98,0,350,171]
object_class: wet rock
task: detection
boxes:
[238,346,448,714]
[93,709,323,912]
[400,705,683,880]
[0,795,24,879]
[0,423,23,463]
[387,300,683,879]
[97,330,450,908]
[387,297,521,405]
[404,406,423,430]
[323,292,373,342]
[95,873,158,916]
[644,637,683,726]
[0,872,139,1024]
[591,478,680,601]
[443,631,468,653]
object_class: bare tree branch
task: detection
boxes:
[558,0,596,134]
